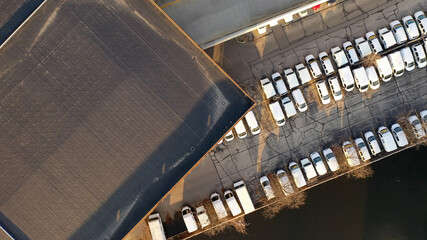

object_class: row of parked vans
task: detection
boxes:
[221,110,261,143]
[147,180,256,239]
[257,109,427,196]
[341,109,427,167]
[260,10,427,127]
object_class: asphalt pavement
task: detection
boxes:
[156,0,427,238]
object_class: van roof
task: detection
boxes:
[148,215,166,240]
[338,66,354,85]
[387,52,404,68]
[353,67,369,85]
[376,57,393,73]
[234,120,247,135]
[244,111,259,128]
[269,101,285,120]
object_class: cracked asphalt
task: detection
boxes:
[156,0,427,236]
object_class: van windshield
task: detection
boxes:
[225,193,233,199]
[347,84,354,89]
[278,119,285,124]
[211,195,219,201]
[252,126,260,132]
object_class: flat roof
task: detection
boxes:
[159,0,310,47]
[0,0,253,239]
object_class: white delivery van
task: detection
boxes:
[291,89,308,112]
[400,46,415,71]
[295,63,312,84]
[331,46,349,67]
[234,119,247,139]
[375,56,393,82]
[210,193,228,219]
[271,72,287,96]
[387,51,405,77]
[260,78,276,99]
[233,180,255,214]
[365,66,380,90]
[244,110,261,135]
[378,27,397,49]
[223,190,242,216]
[284,68,300,89]
[182,206,198,233]
[268,101,286,126]
[352,67,370,92]
[281,96,297,118]
[288,162,307,188]
[338,66,355,92]
[148,213,167,240]
[196,206,210,228]
[377,126,398,152]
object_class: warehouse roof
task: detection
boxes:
[0,0,253,239]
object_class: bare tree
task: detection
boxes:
[261,192,307,219]
[347,165,374,179]
[361,53,381,68]
[203,216,249,237]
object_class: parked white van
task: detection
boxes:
[268,101,286,126]
[300,158,317,180]
[276,169,294,196]
[148,213,167,240]
[389,20,408,44]
[411,43,427,68]
[352,67,370,92]
[400,47,416,71]
[233,180,255,214]
[271,72,288,96]
[402,15,420,40]
[331,46,349,67]
[375,56,393,82]
[284,68,300,89]
[338,66,355,91]
[223,190,242,216]
[414,11,427,35]
[365,66,380,90]
[234,119,247,139]
[260,176,275,200]
[343,41,360,65]
[387,51,405,77]
[366,31,383,53]
[354,138,371,161]
[224,129,234,142]
[306,54,322,78]
[355,37,373,58]
[281,96,297,118]
[260,78,276,99]
[182,206,198,233]
[315,80,331,104]
[342,141,360,167]
[291,89,308,112]
[295,63,312,84]
[328,76,343,100]
[378,27,397,49]
[196,206,210,228]
[319,51,335,75]
[210,193,228,219]
[288,162,307,188]
[244,111,261,135]
[377,126,398,152]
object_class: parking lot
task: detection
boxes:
[155,0,427,237]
